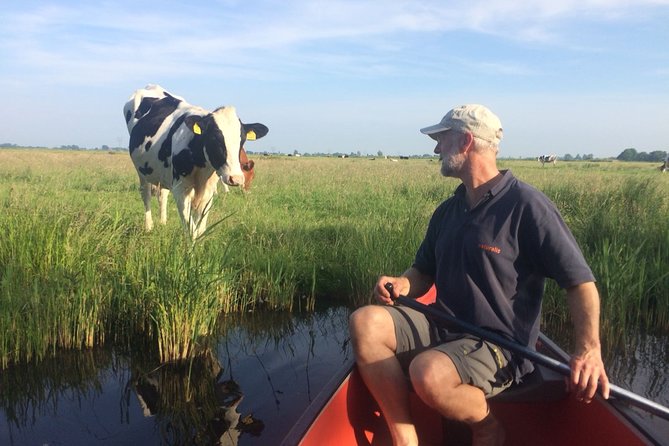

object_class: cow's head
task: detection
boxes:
[184,107,267,188]
[240,147,255,191]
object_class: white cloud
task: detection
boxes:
[0,0,667,153]
[0,0,665,87]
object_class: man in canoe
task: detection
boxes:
[349,104,610,446]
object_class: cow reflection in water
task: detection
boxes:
[130,352,263,445]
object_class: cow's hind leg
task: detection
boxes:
[140,181,154,231]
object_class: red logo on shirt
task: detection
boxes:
[479,244,501,254]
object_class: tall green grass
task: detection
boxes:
[538,176,669,340]
[0,150,667,368]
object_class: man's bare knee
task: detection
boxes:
[349,306,396,357]
[349,305,392,336]
[409,351,460,404]
[409,350,488,423]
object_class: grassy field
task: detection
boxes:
[0,149,667,367]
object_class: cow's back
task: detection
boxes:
[124,85,185,133]
[124,85,200,187]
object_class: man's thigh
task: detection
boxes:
[385,305,514,397]
[384,304,437,369]
[433,337,514,397]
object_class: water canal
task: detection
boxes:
[1,303,667,445]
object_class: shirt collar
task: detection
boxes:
[490,169,513,197]
[452,169,514,204]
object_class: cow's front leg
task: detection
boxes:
[173,183,197,239]
[158,187,170,225]
[190,174,220,239]
[193,192,216,239]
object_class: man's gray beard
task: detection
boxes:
[440,155,465,178]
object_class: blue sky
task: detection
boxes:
[1,0,668,158]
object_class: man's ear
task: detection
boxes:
[460,131,474,153]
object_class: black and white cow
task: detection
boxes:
[538,154,557,166]
[123,85,268,238]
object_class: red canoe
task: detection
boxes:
[282,289,663,446]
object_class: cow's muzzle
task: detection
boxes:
[220,174,245,188]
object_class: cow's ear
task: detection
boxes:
[244,123,269,141]
[185,115,204,135]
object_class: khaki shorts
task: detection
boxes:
[385,304,515,397]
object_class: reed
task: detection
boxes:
[149,240,232,363]
[0,149,667,368]
[536,176,669,340]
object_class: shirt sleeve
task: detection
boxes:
[412,202,447,277]
[525,199,595,289]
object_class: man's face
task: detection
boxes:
[433,130,465,178]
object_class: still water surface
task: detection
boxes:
[0,303,667,445]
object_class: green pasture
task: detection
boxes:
[0,149,667,368]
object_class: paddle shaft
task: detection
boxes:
[384,285,669,420]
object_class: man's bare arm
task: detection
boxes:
[566,281,610,402]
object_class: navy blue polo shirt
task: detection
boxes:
[413,170,595,378]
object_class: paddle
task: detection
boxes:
[383,283,669,421]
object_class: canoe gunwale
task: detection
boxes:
[280,356,355,446]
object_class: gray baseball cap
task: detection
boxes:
[420,104,503,144]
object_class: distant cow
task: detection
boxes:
[538,154,557,166]
[661,155,669,172]
[123,85,268,238]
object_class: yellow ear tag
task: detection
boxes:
[192,123,202,135]
[246,130,256,141]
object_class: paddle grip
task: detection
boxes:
[383,282,397,304]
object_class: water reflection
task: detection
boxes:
[603,331,669,440]
[0,306,666,445]
[129,351,264,445]
[0,304,352,445]
[0,348,114,440]
[607,332,668,404]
